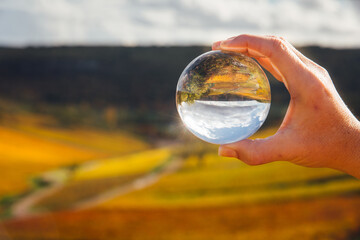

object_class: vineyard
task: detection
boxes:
[0,45,359,239]
[0,115,360,239]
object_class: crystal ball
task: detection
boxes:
[176,50,271,144]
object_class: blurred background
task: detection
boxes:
[0,0,360,239]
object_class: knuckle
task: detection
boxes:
[241,33,252,39]
[279,36,287,42]
[306,65,331,87]
[318,66,330,77]
[269,36,288,52]
[302,70,331,101]
[267,35,287,42]
[237,34,251,43]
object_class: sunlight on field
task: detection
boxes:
[0,126,100,164]
[0,162,51,195]
[3,196,360,240]
[71,148,171,181]
[100,154,359,208]
[0,117,149,195]
[100,127,360,209]
[16,125,149,155]
[2,124,360,240]
[27,148,173,212]
[0,126,99,195]
[0,43,359,240]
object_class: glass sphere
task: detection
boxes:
[176,50,271,144]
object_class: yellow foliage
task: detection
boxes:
[16,125,149,155]
[206,72,250,84]
[0,162,50,195]
[71,148,171,181]
[0,126,100,165]
[100,125,360,209]
[100,156,360,209]
[0,119,149,195]
[205,68,271,102]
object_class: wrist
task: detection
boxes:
[336,118,360,179]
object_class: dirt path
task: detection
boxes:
[72,157,182,210]
[11,156,182,219]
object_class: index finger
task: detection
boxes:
[213,40,285,83]
[216,34,309,97]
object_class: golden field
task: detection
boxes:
[0,113,149,195]
[0,113,360,240]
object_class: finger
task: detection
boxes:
[253,57,287,85]
[218,133,290,165]
[214,39,285,86]
[212,41,221,50]
[219,34,309,97]
[277,36,320,69]
[213,41,265,58]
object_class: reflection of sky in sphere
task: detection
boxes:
[178,100,270,144]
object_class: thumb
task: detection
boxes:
[218,134,287,165]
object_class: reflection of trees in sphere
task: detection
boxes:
[176,50,271,144]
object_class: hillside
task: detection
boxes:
[0,46,358,130]
[0,46,360,239]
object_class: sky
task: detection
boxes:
[0,0,359,48]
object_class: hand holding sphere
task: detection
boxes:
[178,34,360,179]
[211,34,360,179]
[176,50,271,144]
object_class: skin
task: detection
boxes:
[212,34,360,179]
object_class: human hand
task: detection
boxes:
[213,34,360,178]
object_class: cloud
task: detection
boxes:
[178,100,270,142]
[0,0,359,47]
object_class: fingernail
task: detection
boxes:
[218,147,238,158]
